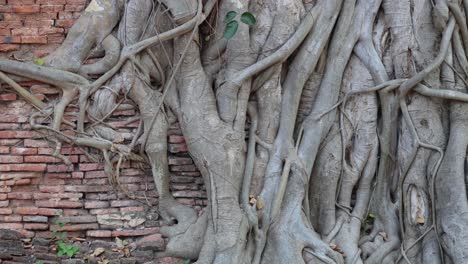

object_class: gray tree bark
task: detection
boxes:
[2,0,468,263]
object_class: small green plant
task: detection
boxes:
[179,259,191,264]
[52,214,79,258]
[34,260,44,264]
[223,11,257,39]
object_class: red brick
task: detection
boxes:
[35,200,83,208]
[37,0,66,4]
[11,147,37,155]
[64,5,85,12]
[50,223,98,231]
[2,173,42,181]
[89,208,119,215]
[24,223,48,230]
[21,36,47,44]
[112,227,159,237]
[84,201,109,209]
[1,223,23,230]
[23,215,48,222]
[0,6,11,13]
[87,230,112,238]
[0,164,47,172]
[0,186,12,193]
[11,28,38,36]
[0,44,19,53]
[0,28,10,35]
[110,200,140,207]
[168,135,185,144]
[64,185,112,192]
[47,164,74,172]
[0,21,23,29]
[40,5,64,12]
[0,93,19,101]
[0,155,23,163]
[47,34,65,43]
[16,207,62,216]
[38,185,64,193]
[0,208,12,214]
[120,206,145,213]
[85,171,107,178]
[8,0,35,4]
[0,215,22,222]
[0,200,9,207]
[0,123,20,130]
[72,172,83,179]
[24,20,54,27]
[79,163,104,171]
[0,115,28,123]
[0,131,38,138]
[0,36,21,44]
[11,5,40,13]
[0,146,8,154]
[55,19,74,28]
[0,193,6,200]
[7,192,33,200]
[24,139,49,147]
[39,27,65,36]
[25,155,62,163]
[168,157,192,165]
[33,192,82,199]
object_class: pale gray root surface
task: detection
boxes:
[3,0,468,263]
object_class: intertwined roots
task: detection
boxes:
[2,0,468,263]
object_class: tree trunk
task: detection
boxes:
[3,0,468,263]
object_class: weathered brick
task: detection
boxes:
[11,5,40,13]
[16,207,62,216]
[59,215,96,223]
[11,27,38,36]
[89,208,119,215]
[38,185,64,193]
[50,223,98,231]
[168,156,192,165]
[0,93,17,100]
[40,5,64,13]
[47,164,74,172]
[7,192,33,200]
[64,185,112,193]
[8,0,35,5]
[84,201,109,209]
[55,19,74,27]
[0,208,12,214]
[0,163,47,172]
[24,20,54,27]
[24,223,49,230]
[11,147,37,155]
[0,215,22,222]
[1,223,23,230]
[35,200,83,208]
[23,215,48,223]
[111,227,159,237]
[0,146,9,154]
[0,155,23,163]
[33,192,82,199]
[24,139,49,147]
[120,207,145,213]
[168,135,185,144]
[0,115,28,123]
[110,200,140,208]
[21,36,47,44]
[87,230,112,238]
[0,172,42,180]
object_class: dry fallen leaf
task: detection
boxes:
[416,217,425,224]
[92,247,105,257]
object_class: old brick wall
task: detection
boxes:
[0,1,205,263]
